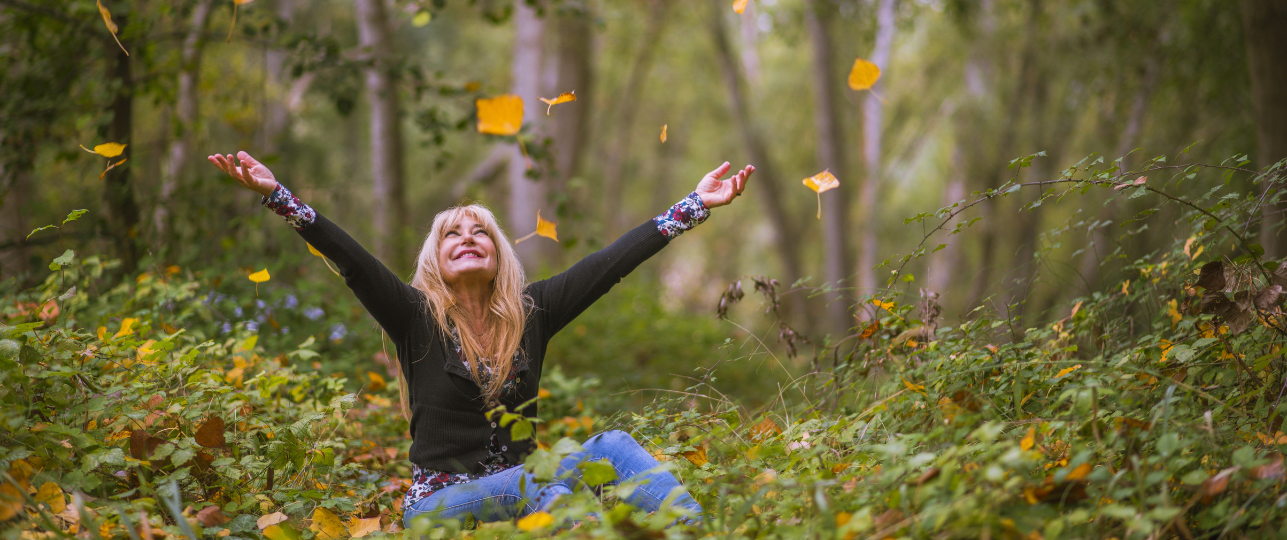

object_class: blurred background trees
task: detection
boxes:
[1,0,1282,401]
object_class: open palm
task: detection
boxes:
[695,161,754,209]
[208,151,279,197]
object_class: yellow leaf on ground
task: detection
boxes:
[476,95,524,136]
[847,58,881,90]
[734,0,749,14]
[1053,364,1082,379]
[257,512,289,530]
[901,377,925,394]
[683,444,708,466]
[516,511,554,531]
[871,298,894,310]
[538,91,576,115]
[1020,426,1036,451]
[660,124,667,143]
[1065,463,1092,481]
[81,142,127,158]
[263,524,302,540]
[249,269,271,283]
[114,317,137,339]
[367,372,387,392]
[310,508,349,540]
[36,482,66,514]
[346,517,381,538]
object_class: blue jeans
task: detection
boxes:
[402,430,703,528]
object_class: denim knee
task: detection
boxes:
[585,429,633,451]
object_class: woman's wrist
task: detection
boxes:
[262,183,317,230]
[653,192,710,239]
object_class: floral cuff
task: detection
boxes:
[653,192,710,239]
[261,184,316,230]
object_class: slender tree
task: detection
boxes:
[156,0,215,244]
[508,0,552,269]
[356,0,408,271]
[854,0,896,305]
[1243,0,1287,259]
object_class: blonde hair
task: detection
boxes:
[399,204,530,414]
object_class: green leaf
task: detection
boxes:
[578,459,617,487]
[508,417,534,441]
[27,224,57,240]
[49,249,74,271]
[62,209,88,225]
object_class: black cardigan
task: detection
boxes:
[297,213,670,472]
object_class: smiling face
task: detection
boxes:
[437,213,499,289]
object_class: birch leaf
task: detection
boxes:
[734,0,750,14]
[309,508,349,540]
[96,1,129,55]
[847,58,881,90]
[516,512,554,532]
[476,95,524,136]
[660,124,668,143]
[35,482,66,514]
[514,211,558,243]
[538,91,576,115]
[802,170,839,219]
[81,142,127,158]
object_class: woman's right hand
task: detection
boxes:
[208,151,279,197]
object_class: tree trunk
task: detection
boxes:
[602,0,668,239]
[548,9,593,192]
[508,0,552,269]
[103,19,141,273]
[356,0,408,272]
[804,0,850,334]
[0,168,30,280]
[156,0,215,245]
[263,0,296,151]
[925,146,965,297]
[707,0,803,287]
[1243,0,1287,259]
[854,0,896,304]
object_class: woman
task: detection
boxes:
[207,151,752,528]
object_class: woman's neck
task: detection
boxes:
[453,284,492,335]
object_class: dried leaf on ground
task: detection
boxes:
[749,418,781,441]
[195,417,226,448]
[35,482,66,514]
[682,444,708,466]
[197,506,229,527]
[346,517,381,538]
[516,511,554,531]
[257,512,289,530]
[310,507,348,540]
[1201,466,1240,502]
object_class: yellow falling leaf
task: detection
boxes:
[514,211,558,244]
[734,0,750,14]
[367,372,387,392]
[1121,279,1130,295]
[234,0,255,4]
[227,0,254,43]
[516,511,554,531]
[847,58,881,90]
[538,91,576,115]
[346,517,380,539]
[1053,364,1082,379]
[81,142,127,158]
[802,169,840,219]
[660,124,668,143]
[1020,426,1036,451]
[249,269,271,283]
[96,0,129,55]
[114,318,137,340]
[307,243,341,277]
[476,95,524,136]
[99,158,128,180]
[309,508,348,540]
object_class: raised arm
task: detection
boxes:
[208,151,422,339]
[529,162,753,334]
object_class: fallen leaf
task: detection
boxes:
[1196,260,1225,291]
[660,124,667,143]
[129,429,166,459]
[114,317,137,339]
[913,467,940,486]
[1250,453,1284,480]
[95,1,128,55]
[264,524,302,540]
[346,517,380,538]
[538,91,576,115]
[1201,466,1240,502]
[476,95,524,136]
[514,211,558,244]
[733,0,749,14]
[871,298,894,310]
[1065,463,1092,481]
[197,506,230,527]
[35,482,66,514]
[1020,426,1036,451]
[310,507,349,540]
[195,417,226,448]
[81,142,127,158]
[749,418,781,441]
[682,444,708,466]
[901,377,925,394]
[858,321,880,339]
[367,372,387,392]
[516,511,554,531]
[802,169,840,219]
[1053,364,1082,379]
[847,58,881,90]
[257,512,289,530]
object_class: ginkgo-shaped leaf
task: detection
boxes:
[516,512,554,532]
[81,142,127,158]
[538,91,576,115]
[96,0,128,55]
[306,243,341,276]
[734,0,750,14]
[848,58,881,90]
[514,211,558,243]
[802,169,839,219]
[660,124,667,143]
[249,268,270,296]
[476,95,524,136]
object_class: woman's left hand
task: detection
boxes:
[695,161,754,209]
